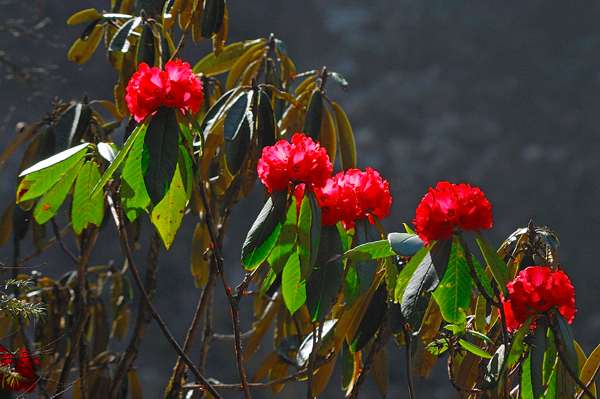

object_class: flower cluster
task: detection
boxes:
[413,181,493,244]
[125,59,203,122]
[0,346,39,392]
[315,168,392,228]
[257,133,392,227]
[501,266,576,332]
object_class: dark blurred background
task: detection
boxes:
[2,1,600,397]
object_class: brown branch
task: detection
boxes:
[50,219,78,264]
[107,194,222,399]
[109,231,161,399]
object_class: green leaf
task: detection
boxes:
[483,344,506,388]
[471,252,494,298]
[281,251,306,315]
[522,352,535,399]
[267,197,298,274]
[257,88,276,147]
[241,192,286,270]
[351,285,386,352]
[531,324,548,398]
[33,158,83,224]
[306,225,343,322]
[17,143,89,203]
[394,245,430,302]
[193,40,264,76]
[71,161,104,234]
[296,319,337,367]
[136,22,155,66]
[201,0,225,38]
[297,190,321,278]
[54,103,92,150]
[19,142,89,177]
[143,107,180,204]
[459,339,492,359]
[150,160,189,249]
[109,17,142,52]
[344,239,396,262]
[121,126,150,221]
[331,101,356,169]
[401,239,452,320]
[387,232,424,257]
[303,89,323,141]
[224,91,253,174]
[92,122,147,196]
[475,233,510,296]
[507,318,533,368]
[432,238,472,324]
[554,314,579,376]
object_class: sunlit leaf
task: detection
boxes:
[71,161,105,233]
[331,101,356,170]
[67,8,102,25]
[193,39,264,76]
[387,232,424,257]
[297,191,321,277]
[281,251,305,315]
[68,23,104,64]
[109,17,142,53]
[475,233,510,296]
[459,339,492,359]
[33,158,82,224]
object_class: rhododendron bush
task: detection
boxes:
[0,1,598,398]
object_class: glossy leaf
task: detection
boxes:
[256,89,276,147]
[241,192,286,270]
[120,126,150,221]
[303,89,323,141]
[394,245,430,302]
[281,251,306,315]
[109,17,142,53]
[306,225,343,322]
[483,344,506,388]
[201,0,225,38]
[350,284,386,352]
[344,239,396,262]
[531,325,548,398]
[432,238,472,324]
[71,161,104,234]
[143,107,180,204]
[267,197,297,274]
[331,101,356,169]
[68,23,104,64]
[459,339,492,359]
[297,190,321,277]
[554,314,579,376]
[193,39,264,75]
[476,233,510,296]
[19,142,89,177]
[33,158,82,224]
[67,8,102,25]
[387,232,424,257]
[136,22,155,66]
[579,343,600,398]
[296,319,337,367]
[54,103,92,151]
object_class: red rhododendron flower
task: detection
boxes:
[501,266,576,332]
[125,59,203,122]
[0,346,40,392]
[413,181,492,244]
[257,133,333,193]
[314,168,392,228]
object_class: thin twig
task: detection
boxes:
[107,194,222,399]
[50,219,78,264]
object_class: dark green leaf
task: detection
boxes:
[267,197,297,274]
[198,89,236,141]
[554,314,579,375]
[303,89,323,141]
[476,233,510,296]
[224,91,250,140]
[306,225,343,322]
[54,103,92,150]
[394,245,430,302]
[224,92,253,174]
[136,22,155,66]
[201,0,225,38]
[351,284,386,352]
[471,253,494,298]
[531,324,548,398]
[297,190,321,278]
[143,107,180,204]
[241,191,286,270]
[432,238,472,324]
[387,232,424,257]
[297,319,337,367]
[109,17,142,53]
[401,239,451,320]
[281,251,305,315]
[257,89,276,147]
[483,344,506,388]
[72,161,104,233]
[507,318,532,368]
[331,101,356,169]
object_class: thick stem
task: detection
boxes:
[108,195,222,399]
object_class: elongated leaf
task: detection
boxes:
[331,101,356,169]
[17,144,89,203]
[507,318,533,368]
[54,103,92,150]
[303,89,323,141]
[19,142,89,177]
[136,22,155,66]
[109,17,142,52]
[241,192,286,270]
[531,325,548,398]
[296,319,338,367]
[72,161,104,233]
[579,343,600,398]
[476,233,510,296]
[388,232,424,257]
[67,23,104,64]
[344,239,396,262]
[97,142,117,162]
[268,198,297,274]
[297,191,321,277]
[150,161,189,249]
[522,352,535,399]
[93,122,147,196]
[306,225,343,322]
[144,108,180,204]
[372,348,388,398]
[459,339,492,359]
[33,158,83,224]
[257,89,276,147]
[483,344,506,388]
[201,0,225,38]
[394,245,430,302]
[67,8,102,25]
[281,251,306,315]
[401,239,452,320]
[351,284,386,352]
[432,238,472,324]
[121,126,150,221]
[554,314,579,375]
[193,39,265,75]
[224,91,253,173]
[190,223,211,288]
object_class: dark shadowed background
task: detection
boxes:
[2,1,600,397]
